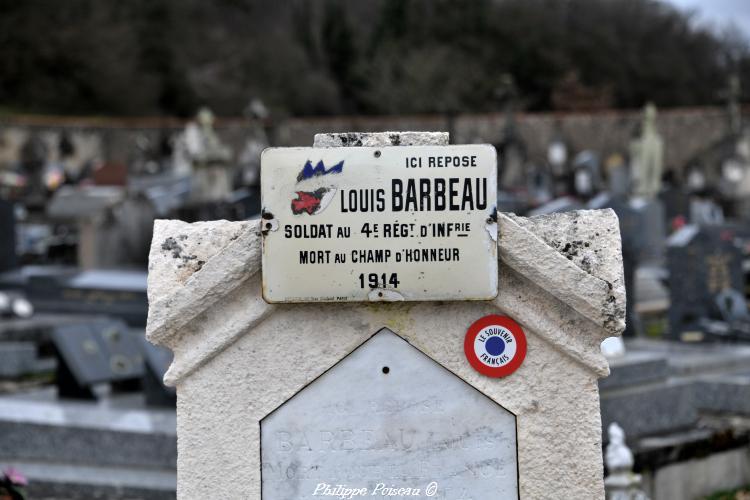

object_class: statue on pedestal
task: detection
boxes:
[175,107,234,204]
[630,103,664,200]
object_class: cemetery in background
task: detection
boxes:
[2,0,750,499]
[0,105,734,177]
[1,102,750,499]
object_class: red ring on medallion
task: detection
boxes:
[464,314,527,378]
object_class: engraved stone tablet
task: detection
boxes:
[261,329,518,499]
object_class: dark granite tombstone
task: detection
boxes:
[51,319,145,399]
[0,342,40,378]
[0,394,177,499]
[608,164,630,199]
[659,183,689,232]
[526,163,553,207]
[138,336,176,407]
[631,197,666,264]
[572,150,602,200]
[613,199,644,338]
[589,193,643,337]
[667,225,745,341]
[600,339,750,440]
[0,199,16,273]
[19,268,148,327]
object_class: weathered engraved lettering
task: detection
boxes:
[261,330,518,499]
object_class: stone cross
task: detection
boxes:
[146,131,625,499]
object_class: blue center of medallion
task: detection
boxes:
[485,336,506,356]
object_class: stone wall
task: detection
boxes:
[0,106,735,174]
[283,107,732,171]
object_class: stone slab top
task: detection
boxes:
[313,131,449,147]
[0,460,176,493]
[0,394,176,435]
[626,338,750,377]
[146,210,625,386]
[145,130,625,385]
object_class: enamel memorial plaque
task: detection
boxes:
[261,145,498,302]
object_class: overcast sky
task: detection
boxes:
[667,0,750,38]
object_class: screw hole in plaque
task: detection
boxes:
[378,291,383,297]
[374,150,381,158]
[265,222,272,230]
[382,366,390,374]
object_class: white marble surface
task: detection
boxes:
[0,392,175,434]
[261,329,518,499]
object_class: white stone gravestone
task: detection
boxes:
[146,131,625,499]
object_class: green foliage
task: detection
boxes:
[0,0,746,116]
[703,485,750,499]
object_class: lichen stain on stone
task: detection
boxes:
[365,302,416,333]
[602,301,626,334]
[337,133,363,147]
[161,237,183,259]
[558,240,597,273]
[161,236,199,270]
[601,279,625,334]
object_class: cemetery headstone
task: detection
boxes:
[238,120,267,208]
[572,150,602,200]
[46,185,126,269]
[547,132,569,197]
[590,194,644,337]
[145,131,626,499]
[727,74,742,135]
[0,342,39,378]
[0,198,16,273]
[498,139,526,191]
[604,153,630,200]
[19,133,47,206]
[52,319,145,399]
[25,268,148,327]
[659,174,689,232]
[629,197,665,264]
[689,195,724,226]
[667,224,745,341]
[138,335,176,407]
[526,161,553,206]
